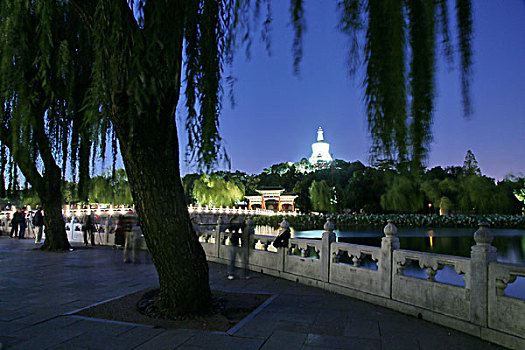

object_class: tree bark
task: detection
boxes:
[39,163,71,251]
[69,0,212,316]
[117,115,211,316]
[40,190,70,251]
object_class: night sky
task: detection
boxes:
[178,1,525,180]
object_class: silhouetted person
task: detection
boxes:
[33,208,44,244]
[272,227,291,248]
[114,215,126,246]
[10,209,21,238]
[18,210,27,239]
[123,212,139,263]
[82,213,95,246]
[227,218,251,280]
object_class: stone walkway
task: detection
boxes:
[0,237,505,350]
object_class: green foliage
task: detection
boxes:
[19,188,40,207]
[253,213,525,230]
[0,0,111,211]
[439,196,452,215]
[380,174,424,213]
[183,160,521,216]
[337,0,473,168]
[512,178,525,213]
[462,150,481,176]
[88,169,132,205]
[309,180,332,212]
[192,174,244,207]
[421,179,441,207]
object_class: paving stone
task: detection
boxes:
[304,333,381,349]
[272,320,311,334]
[0,237,509,350]
[0,321,30,336]
[183,333,265,350]
[380,334,420,350]
[61,318,135,337]
[132,329,196,350]
[56,333,141,350]
[343,318,380,339]
[260,330,307,350]
[308,323,346,337]
[232,320,276,339]
[7,328,85,350]
[116,325,164,344]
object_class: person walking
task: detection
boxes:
[227,217,251,280]
[10,209,21,238]
[123,212,139,263]
[33,208,44,244]
[81,212,95,246]
[114,214,126,246]
[18,209,27,239]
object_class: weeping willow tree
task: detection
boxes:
[67,0,227,316]
[0,1,113,250]
[305,0,472,171]
[192,174,244,207]
[4,0,471,317]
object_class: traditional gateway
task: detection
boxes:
[245,188,298,212]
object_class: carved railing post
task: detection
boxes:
[321,217,336,282]
[381,219,400,298]
[470,222,497,327]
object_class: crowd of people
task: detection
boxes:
[76,210,141,263]
[8,207,44,243]
[7,208,292,276]
[5,207,141,264]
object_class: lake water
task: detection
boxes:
[294,227,525,265]
[268,226,525,300]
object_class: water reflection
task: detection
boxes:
[289,227,525,265]
[295,226,525,300]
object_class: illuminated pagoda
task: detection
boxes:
[245,188,298,212]
[309,127,333,165]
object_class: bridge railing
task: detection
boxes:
[1,207,522,348]
[0,204,294,242]
[392,250,472,320]
[488,262,525,340]
[195,218,524,350]
[188,205,298,216]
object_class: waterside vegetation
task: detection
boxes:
[253,213,525,230]
[183,151,524,217]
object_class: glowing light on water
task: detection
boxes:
[427,230,434,248]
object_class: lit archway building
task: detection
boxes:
[245,188,298,212]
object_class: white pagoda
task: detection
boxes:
[309,127,333,165]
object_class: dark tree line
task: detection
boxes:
[183,155,523,215]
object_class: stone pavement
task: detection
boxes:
[0,237,506,350]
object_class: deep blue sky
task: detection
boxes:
[178,1,525,180]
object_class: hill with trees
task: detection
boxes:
[183,152,523,216]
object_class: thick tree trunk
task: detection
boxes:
[40,193,70,251]
[68,0,211,316]
[0,125,71,251]
[117,117,211,316]
[40,164,71,251]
